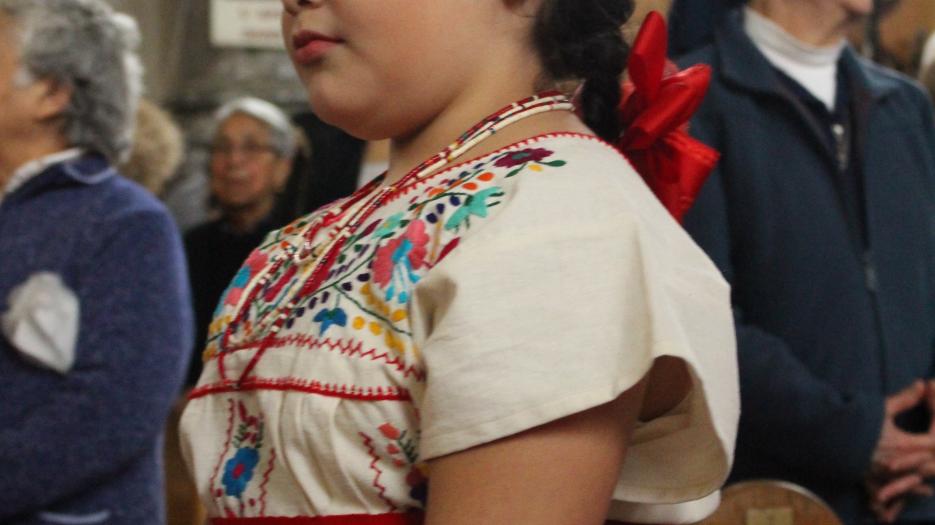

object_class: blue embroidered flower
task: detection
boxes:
[314,307,348,335]
[222,447,260,498]
[232,266,252,288]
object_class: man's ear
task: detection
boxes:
[33,78,73,121]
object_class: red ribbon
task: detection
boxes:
[616,11,719,223]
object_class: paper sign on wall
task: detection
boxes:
[210,0,283,49]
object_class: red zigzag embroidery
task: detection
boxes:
[208,399,237,503]
[210,336,425,381]
[259,447,276,516]
[359,432,396,512]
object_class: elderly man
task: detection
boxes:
[0,0,191,523]
[678,0,935,523]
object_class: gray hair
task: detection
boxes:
[213,97,297,158]
[1,0,143,163]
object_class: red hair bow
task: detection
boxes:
[616,11,719,223]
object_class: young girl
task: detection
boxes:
[180,1,739,524]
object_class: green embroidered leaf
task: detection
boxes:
[542,160,566,167]
[444,187,503,231]
[505,166,524,178]
[374,212,404,238]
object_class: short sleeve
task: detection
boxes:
[409,153,739,521]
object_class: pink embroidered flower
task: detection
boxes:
[373,220,429,302]
[220,250,270,310]
[223,287,244,307]
[245,250,269,274]
[494,148,554,168]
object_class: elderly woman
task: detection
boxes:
[184,97,296,385]
[0,1,192,523]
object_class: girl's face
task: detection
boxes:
[281,0,541,140]
[836,0,873,16]
[801,0,874,20]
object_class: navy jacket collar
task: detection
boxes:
[715,9,901,102]
[6,153,115,205]
[59,154,116,186]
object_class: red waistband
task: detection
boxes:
[211,514,423,525]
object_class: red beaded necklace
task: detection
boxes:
[217,91,573,386]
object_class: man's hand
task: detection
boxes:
[867,381,935,523]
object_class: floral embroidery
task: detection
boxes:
[378,423,401,440]
[313,307,348,335]
[222,447,260,498]
[377,423,427,506]
[444,187,504,231]
[494,147,557,167]
[194,139,576,514]
[202,146,568,362]
[221,251,271,309]
[224,283,244,309]
[200,145,570,362]
[495,147,566,177]
[216,401,268,509]
[373,220,429,302]
[374,213,405,238]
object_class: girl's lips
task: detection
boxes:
[292,31,343,65]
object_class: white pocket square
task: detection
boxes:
[2,272,80,374]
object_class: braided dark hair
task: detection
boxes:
[533,0,634,143]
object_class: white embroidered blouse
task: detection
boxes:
[180,133,739,524]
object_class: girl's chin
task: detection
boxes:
[305,94,388,140]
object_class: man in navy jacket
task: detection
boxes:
[668,0,745,56]
[678,1,935,523]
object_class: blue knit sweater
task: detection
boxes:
[0,154,192,524]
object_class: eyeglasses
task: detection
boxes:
[209,142,280,158]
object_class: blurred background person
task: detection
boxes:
[116,94,204,525]
[668,0,745,55]
[184,96,297,385]
[918,30,935,102]
[0,0,192,523]
[678,0,935,523]
[119,97,186,198]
